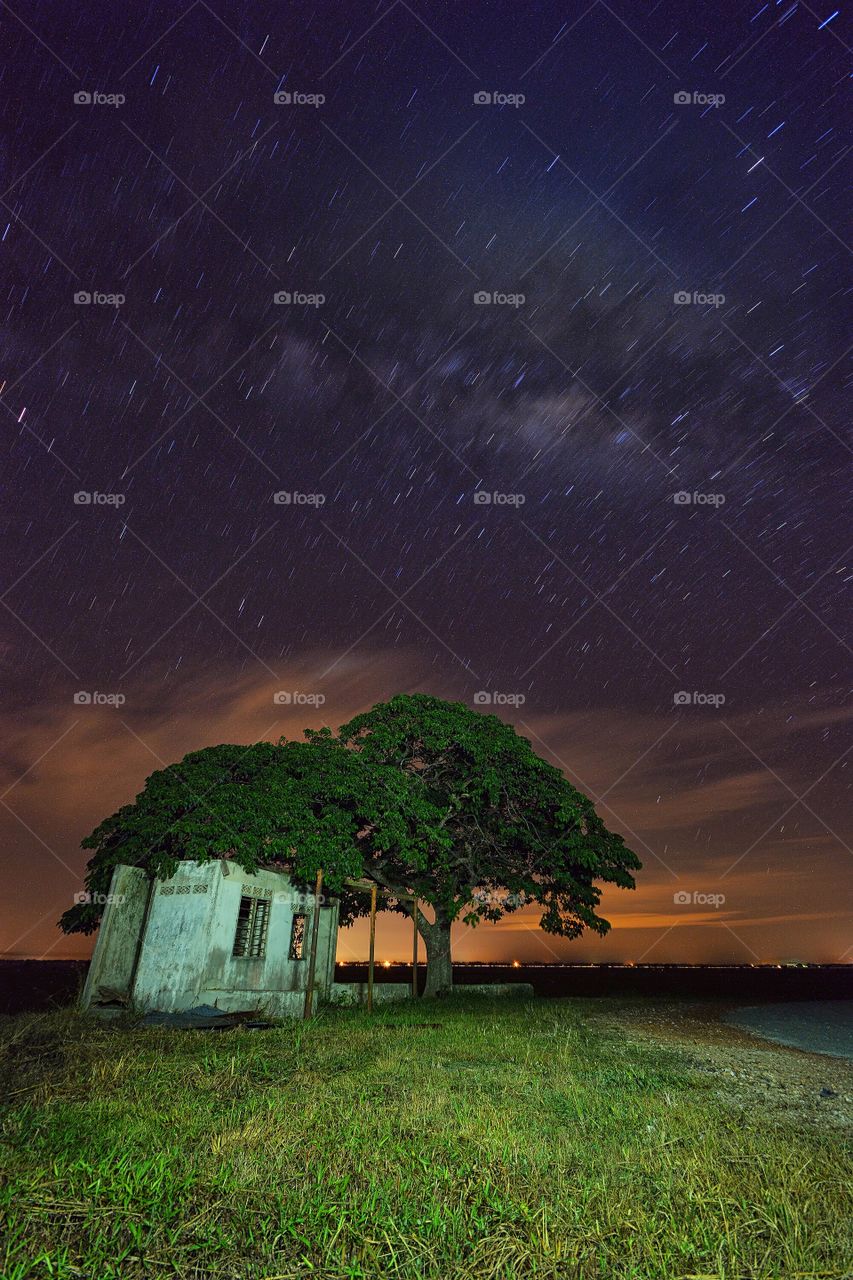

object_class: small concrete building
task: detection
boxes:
[82,859,339,1019]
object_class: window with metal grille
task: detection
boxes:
[289,913,307,960]
[232,895,270,958]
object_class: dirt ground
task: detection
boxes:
[597,1000,853,1132]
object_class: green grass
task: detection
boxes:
[0,998,850,1279]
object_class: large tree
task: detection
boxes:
[62,697,640,1000]
[334,694,641,995]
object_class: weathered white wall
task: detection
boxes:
[86,860,338,1019]
[81,864,150,1008]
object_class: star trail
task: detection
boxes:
[0,0,850,964]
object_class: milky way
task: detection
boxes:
[1,0,850,963]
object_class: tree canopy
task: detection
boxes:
[60,733,443,935]
[334,695,641,992]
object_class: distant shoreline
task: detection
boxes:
[1,958,850,1016]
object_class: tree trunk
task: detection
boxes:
[362,867,456,998]
[421,915,453,997]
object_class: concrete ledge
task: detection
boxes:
[329,982,412,1006]
[329,981,536,1006]
[451,983,535,999]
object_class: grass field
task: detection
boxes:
[1,997,850,1279]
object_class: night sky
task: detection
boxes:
[1,0,850,966]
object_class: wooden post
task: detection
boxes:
[367,882,378,1014]
[412,902,418,998]
[303,868,324,1020]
